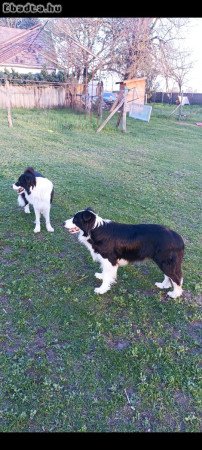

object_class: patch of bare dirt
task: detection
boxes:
[187,320,202,346]
[0,295,12,315]
[2,246,12,254]
[57,251,67,259]
[0,326,21,355]
[173,390,193,408]
[104,335,131,351]
[0,257,17,266]
[136,288,156,297]
[183,291,202,306]
[25,327,47,357]
[176,121,196,127]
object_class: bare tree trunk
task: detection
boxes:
[178,85,183,120]
[97,81,103,118]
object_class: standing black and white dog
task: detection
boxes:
[13,167,54,233]
[63,207,184,298]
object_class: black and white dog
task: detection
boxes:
[63,207,184,298]
[13,167,54,233]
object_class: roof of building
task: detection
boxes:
[0,25,58,69]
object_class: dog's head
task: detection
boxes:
[63,207,98,236]
[13,169,36,195]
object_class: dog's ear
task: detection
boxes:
[25,173,36,188]
[23,173,36,193]
[86,206,95,213]
[25,167,35,175]
[83,210,93,222]
[30,176,36,189]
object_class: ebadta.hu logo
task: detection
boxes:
[2,2,62,13]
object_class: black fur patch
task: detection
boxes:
[14,167,44,195]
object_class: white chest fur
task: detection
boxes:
[78,232,102,263]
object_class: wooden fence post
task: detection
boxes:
[117,90,127,132]
[96,98,124,133]
[5,80,13,127]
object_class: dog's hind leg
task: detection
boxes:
[42,207,54,232]
[155,251,183,298]
[94,259,118,294]
[167,278,183,299]
[165,256,183,299]
[154,249,184,298]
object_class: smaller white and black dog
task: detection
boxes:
[13,167,54,233]
[63,207,184,298]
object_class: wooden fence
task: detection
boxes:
[0,82,85,109]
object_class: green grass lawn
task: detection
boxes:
[0,104,201,432]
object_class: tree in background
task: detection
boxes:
[163,47,194,95]
[45,18,120,83]
[45,18,191,90]
[0,17,193,97]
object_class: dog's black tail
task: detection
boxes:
[50,187,54,204]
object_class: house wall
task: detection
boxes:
[0,66,54,74]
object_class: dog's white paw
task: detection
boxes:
[34,226,41,233]
[155,280,171,289]
[46,225,54,232]
[94,286,110,295]
[95,272,103,280]
[167,289,182,299]
[155,282,165,289]
[24,207,30,214]
[167,291,176,299]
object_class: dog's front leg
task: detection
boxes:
[94,259,118,294]
[24,204,30,214]
[95,272,103,280]
[34,208,41,233]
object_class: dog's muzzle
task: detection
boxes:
[63,219,80,234]
[13,184,25,194]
